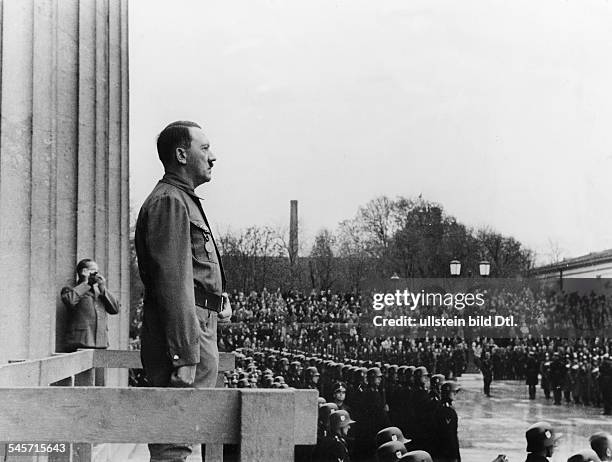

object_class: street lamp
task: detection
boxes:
[390,273,400,280]
[479,260,491,277]
[449,260,461,277]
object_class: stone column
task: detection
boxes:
[0,0,130,382]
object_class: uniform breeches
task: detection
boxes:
[147,308,219,462]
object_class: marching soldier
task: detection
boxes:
[524,421,556,462]
[550,352,566,405]
[566,449,602,462]
[590,358,601,408]
[288,360,304,388]
[376,427,411,449]
[332,382,352,413]
[306,366,321,391]
[352,367,391,459]
[322,410,355,462]
[479,352,493,397]
[563,354,573,404]
[589,431,612,461]
[318,403,339,440]
[540,355,552,400]
[399,450,433,462]
[411,366,435,453]
[429,374,445,403]
[600,354,612,415]
[525,351,539,400]
[377,440,408,462]
[431,381,461,462]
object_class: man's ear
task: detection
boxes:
[175,146,188,165]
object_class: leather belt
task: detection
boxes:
[194,286,222,313]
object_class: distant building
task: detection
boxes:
[531,249,612,280]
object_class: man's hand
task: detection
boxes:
[95,274,107,293]
[218,293,232,324]
[170,365,197,387]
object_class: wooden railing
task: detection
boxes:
[0,350,318,462]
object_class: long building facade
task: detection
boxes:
[531,249,612,280]
[0,0,130,378]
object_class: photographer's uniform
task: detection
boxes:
[61,272,120,385]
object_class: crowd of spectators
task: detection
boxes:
[129,286,612,415]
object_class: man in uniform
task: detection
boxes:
[332,382,351,412]
[61,259,120,386]
[524,421,556,462]
[479,352,493,397]
[550,352,566,405]
[376,440,408,462]
[135,121,232,462]
[351,367,390,459]
[600,354,612,415]
[324,410,355,462]
[306,366,321,391]
[431,381,461,462]
[590,431,612,461]
[566,449,602,462]
[411,366,435,453]
[540,354,552,400]
[525,351,539,400]
[375,427,411,450]
[61,259,120,352]
[399,450,433,462]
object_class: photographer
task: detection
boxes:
[61,258,120,351]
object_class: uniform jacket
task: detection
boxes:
[135,172,226,370]
[325,435,350,462]
[525,356,539,385]
[432,402,461,461]
[61,282,120,349]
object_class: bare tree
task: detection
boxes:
[546,238,564,265]
[337,218,371,291]
[476,227,535,276]
[309,228,337,290]
[357,196,399,258]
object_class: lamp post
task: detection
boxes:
[449,260,491,277]
[479,260,491,277]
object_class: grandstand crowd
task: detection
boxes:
[128,287,612,461]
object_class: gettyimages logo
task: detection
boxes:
[362,277,612,337]
[372,289,486,311]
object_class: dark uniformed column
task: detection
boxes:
[0,0,130,379]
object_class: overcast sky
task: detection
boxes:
[129,0,612,265]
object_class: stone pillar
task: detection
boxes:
[0,0,130,380]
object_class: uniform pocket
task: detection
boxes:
[196,307,212,332]
[190,220,212,262]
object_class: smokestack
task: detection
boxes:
[289,200,298,265]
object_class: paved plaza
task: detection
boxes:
[456,374,612,462]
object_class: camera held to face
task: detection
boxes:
[88,271,99,286]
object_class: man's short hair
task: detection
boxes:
[156,120,202,165]
[76,258,93,275]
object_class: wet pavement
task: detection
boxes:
[455,373,612,462]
